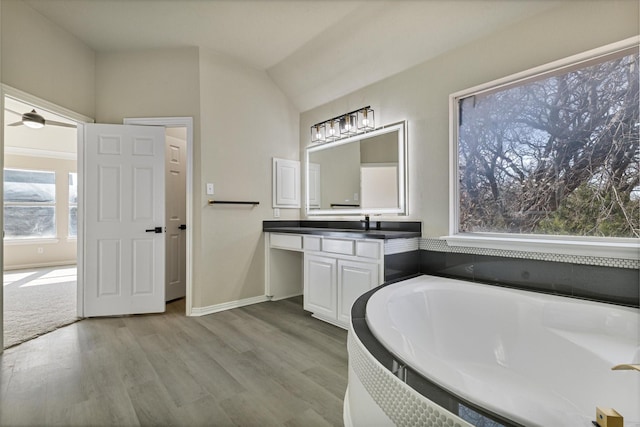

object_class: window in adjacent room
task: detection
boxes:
[453,44,639,240]
[68,172,78,237]
[3,169,57,239]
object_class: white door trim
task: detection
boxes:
[0,86,93,335]
[123,117,194,316]
[1,89,4,352]
[2,84,94,124]
[77,125,85,317]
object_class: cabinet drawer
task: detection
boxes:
[322,238,355,255]
[270,233,302,250]
[356,241,381,259]
[303,235,322,251]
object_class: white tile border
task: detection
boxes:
[384,238,420,255]
[348,330,472,427]
[421,238,639,269]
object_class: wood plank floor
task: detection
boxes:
[0,296,348,426]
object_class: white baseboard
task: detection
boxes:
[4,261,77,271]
[269,292,302,301]
[189,295,269,317]
[311,313,348,330]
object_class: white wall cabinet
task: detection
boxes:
[273,158,300,208]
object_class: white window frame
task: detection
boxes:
[68,172,78,238]
[3,168,58,241]
[447,36,640,260]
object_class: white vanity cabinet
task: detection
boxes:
[304,254,380,327]
[303,237,383,328]
[266,232,384,329]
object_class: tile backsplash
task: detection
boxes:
[419,238,639,308]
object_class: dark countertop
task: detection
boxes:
[263,220,421,240]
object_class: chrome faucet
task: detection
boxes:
[362,215,370,231]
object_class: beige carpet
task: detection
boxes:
[3,266,79,348]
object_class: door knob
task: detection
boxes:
[178,224,187,230]
[145,227,163,233]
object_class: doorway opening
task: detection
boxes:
[1,93,194,347]
[122,117,194,315]
[2,94,80,348]
[164,127,187,302]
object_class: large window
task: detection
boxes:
[69,172,78,237]
[454,45,639,240]
[4,169,56,239]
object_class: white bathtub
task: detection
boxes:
[349,274,639,427]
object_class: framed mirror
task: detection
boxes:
[306,121,407,216]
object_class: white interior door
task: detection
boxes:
[82,123,166,317]
[165,132,186,301]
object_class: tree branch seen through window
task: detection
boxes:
[457,49,639,238]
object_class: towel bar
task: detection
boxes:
[208,200,259,205]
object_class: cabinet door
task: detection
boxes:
[304,254,337,319]
[273,158,300,208]
[337,260,379,325]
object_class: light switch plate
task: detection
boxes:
[206,183,214,195]
[273,208,280,218]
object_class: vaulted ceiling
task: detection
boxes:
[25,0,561,111]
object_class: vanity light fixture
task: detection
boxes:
[309,106,374,144]
[340,112,358,137]
[326,119,339,141]
[357,106,375,131]
[311,123,326,143]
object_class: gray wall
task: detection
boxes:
[95,47,301,309]
[1,0,95,118]
[1,1,302,314]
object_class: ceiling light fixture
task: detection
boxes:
[22,109,45,129]
[310,106,374,144]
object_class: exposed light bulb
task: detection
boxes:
[358,108,373,130]
[313,125,322,140]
